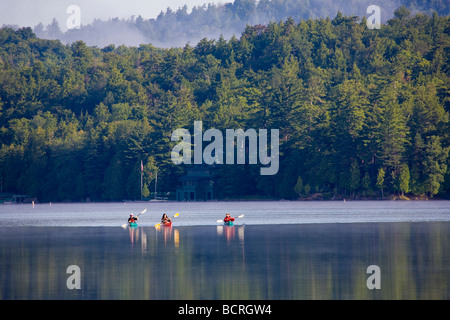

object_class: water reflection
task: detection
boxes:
[126,225,181,254]
[216,225,245,244]
[0,222,449,299]
[127,226,139,247]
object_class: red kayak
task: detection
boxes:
[161,221,172,227]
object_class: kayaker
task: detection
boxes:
[161,213,171,224]
[223,213,235,224]
[128,214,139,224]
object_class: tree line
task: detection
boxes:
[32,0,450,48]
[0,7,449,202]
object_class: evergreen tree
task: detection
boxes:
[423,136,449,196]
[376,83,409,172]
[294,176,304,198]
[398,163,410,195]
[376,168,386,198]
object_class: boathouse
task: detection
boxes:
[176,165,220,201]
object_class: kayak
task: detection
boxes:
[224,221,234,226]
[129,222,138,227]
[161,221,172,227]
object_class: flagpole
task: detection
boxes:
[154,171,157,200]
[140,160,143,201]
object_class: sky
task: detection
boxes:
[0,0,232,31]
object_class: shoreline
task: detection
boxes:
[2,197,449,205]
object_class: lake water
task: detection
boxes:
[0,201,449,300]
[1,200,450,227]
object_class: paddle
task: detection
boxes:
[136,208,147,217]
[155,212,179,228]
[121,208,147,228]
[216,214,244,223]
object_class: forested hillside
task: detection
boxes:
[33,0,450,47]
[0,7,449,201]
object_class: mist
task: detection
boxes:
[3,0,448,48]
[0,0,230,30]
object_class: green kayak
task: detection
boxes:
[129,222,138,227]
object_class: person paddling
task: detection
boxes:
[128,213,139,224]
[223,213,235,224]
[161,213,171,224]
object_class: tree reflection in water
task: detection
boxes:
[1,222,449,299]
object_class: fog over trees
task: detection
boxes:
[30,0,450,48]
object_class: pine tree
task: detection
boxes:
[142,183,150,198]
[376,83,409,170]
[294,176,304,198]
[423,136,449,196]
[398,163,410,195]
[267,55,305,147]
[376,167,385,198]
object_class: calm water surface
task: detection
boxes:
[0,200,449,226]
[0,201,449,299]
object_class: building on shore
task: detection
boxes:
[176,165,221,201]
[0,193,36,204]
